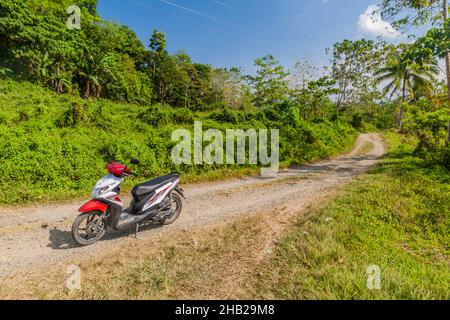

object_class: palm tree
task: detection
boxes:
[375,58,439,129]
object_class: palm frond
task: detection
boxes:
[374,66,398,77]
[382,79,398,98]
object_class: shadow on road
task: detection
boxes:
[48,223,164,250]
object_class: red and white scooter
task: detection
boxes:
[71,158,185,246]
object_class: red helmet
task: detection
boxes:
[106,162,131,177]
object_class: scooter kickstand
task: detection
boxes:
[134,223,139,239]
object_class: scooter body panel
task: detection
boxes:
[130,178,179,214]
[78,199,109,214]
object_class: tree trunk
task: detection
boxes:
[443,0,450,142]
[446,53,450,142]
[398,106,404,130]
[399,76,407,130]
[85,81,90,98]
[185,84,189,108]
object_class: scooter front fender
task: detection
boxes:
[79,199,109,214]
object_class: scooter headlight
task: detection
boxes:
[92,186,110,198]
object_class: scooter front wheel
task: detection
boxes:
[71,211,106,246]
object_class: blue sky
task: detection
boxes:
[97,0,399,72]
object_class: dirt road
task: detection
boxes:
[0,133,385,278]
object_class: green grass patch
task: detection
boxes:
[249,132,450,300]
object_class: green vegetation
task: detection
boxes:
[0,0,448,217]
[0,0,448,301]
[250,132,450,299]
[0,79,356,205]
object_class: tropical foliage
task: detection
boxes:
[0,0,449,205]
[0,79,357,205]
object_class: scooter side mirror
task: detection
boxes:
[105,148,113,162]
[130,158,141,165]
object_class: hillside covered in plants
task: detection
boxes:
[0,79,356,205]
[0,0,449,206]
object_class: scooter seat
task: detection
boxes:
[132,173,179,200]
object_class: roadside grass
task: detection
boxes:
[248,132,449,300]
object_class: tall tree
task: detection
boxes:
[381,0,443,28]
[249,55,289,108]
[149,29,167,54]
[382,0,450,139]
[443,0,450,140]
[147,29,171,104]
[210,67,252,109]
[375,51,439,129]
[290,59,318,96]
[327,39,391,111]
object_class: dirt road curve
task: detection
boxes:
[0,133,385,277]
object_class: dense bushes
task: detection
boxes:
[140,104,194,127]
[405,100,450,168]
[0,79,357,205]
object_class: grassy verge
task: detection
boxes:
[249,132,449,299]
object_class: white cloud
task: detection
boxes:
[358,5,401,39]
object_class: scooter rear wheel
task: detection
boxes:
[72,211,106,246]
[163,193,182,225]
